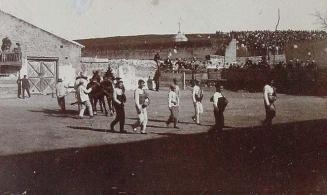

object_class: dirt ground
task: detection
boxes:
[0,87,326,194]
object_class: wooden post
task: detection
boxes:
[183,72,186,90]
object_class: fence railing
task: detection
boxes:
[0,52,22,63]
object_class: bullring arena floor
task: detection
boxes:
[0,87,327,194]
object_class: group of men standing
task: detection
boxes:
[52,66,277,134]
[164,78,228,132]
[54,73,151,134]
[164,78,277,133]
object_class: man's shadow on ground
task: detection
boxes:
[29,109,78,118]
[29,109,109,119]
[2,118,327,194]
[126,117,213,127]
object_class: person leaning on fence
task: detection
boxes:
[55,78,67,112]
[110,80,127,133]
[76,79,93,119]
[263,79,277,128]
[16,77,21,98]
[211,83,228,132]
[192,80,203,125]
[166,84,180,129]
[132,79,150,134]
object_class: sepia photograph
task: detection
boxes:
[0,0,327,194]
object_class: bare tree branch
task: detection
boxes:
[312,10,327,30]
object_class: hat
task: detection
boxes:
[138,79,145,84]
[215,81,223,88]
[170,84,176,90]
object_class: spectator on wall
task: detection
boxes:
[13,43,22,61]
[154,68,160,92]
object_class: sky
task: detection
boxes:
[0,0,326,40]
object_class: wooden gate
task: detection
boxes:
[27,58,58,94]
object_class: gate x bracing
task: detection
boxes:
[27,58,58,94]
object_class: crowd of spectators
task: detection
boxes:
[153,30,327,73]
[230,30,327,56]
[228,57,318,73]
[223,58,319,92]
[154,53,207,73]
[159,57,207,73]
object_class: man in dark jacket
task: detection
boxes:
[153,69,160,91]
[21,75,31,98]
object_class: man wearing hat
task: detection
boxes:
[114,77,125,92]
[56,78,67,112]
[74,72,88,111]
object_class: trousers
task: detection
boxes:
[111,103,125,131]
[133,107,148,133]
[22,87,31,98]
[79,100,93,117]
[57,96,66,111]
[167,106,179,127]
[214,110,224,132]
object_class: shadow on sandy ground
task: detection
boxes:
[0,119,327,194]
[29,109,79,118]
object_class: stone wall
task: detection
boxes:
[0,10,82,85]
[82,46,217,61]
[81,58,157,90]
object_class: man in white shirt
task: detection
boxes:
[212,84,228,132]
[166,84,180,129]
[76,79,93,118]
[55,78,67,112]
[192,80,203,125]
[263,79,277,127]
[132,79,149,134]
